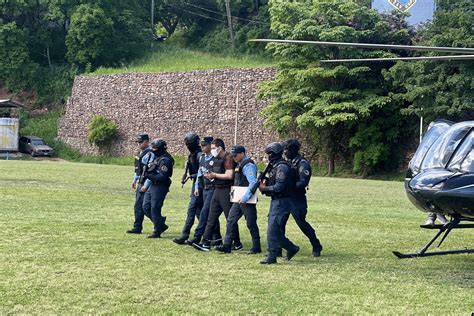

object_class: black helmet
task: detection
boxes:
[150,138,167,151]
[184,132,199,146]
[265,142,283,155]
[283,139,301,150]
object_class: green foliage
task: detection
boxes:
[87,115,118,148]
[385,1,474,122]
[259,0,412,175]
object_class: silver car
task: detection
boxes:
[19,136,54,157]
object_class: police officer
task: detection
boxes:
[259,142,299,264]
[127,133,154,234]
[216,145,261,254]
[173,133,204,244]
[283,139,323,257]
[193,138,241,251]
[142,139,174,238]
[185,136,222,245]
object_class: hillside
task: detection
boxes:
[90,45,275,76]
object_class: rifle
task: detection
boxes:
[249,163,272,195]
[181,160,190,188]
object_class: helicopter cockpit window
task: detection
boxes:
[447,130,473,172]
[410,121,452,173]
[421,125,471,170]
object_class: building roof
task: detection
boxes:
[0,99,24,108]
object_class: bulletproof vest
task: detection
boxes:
[213,152,234,188]
[234,158,254,187]
[148,153,174,186]
[135,147,151,179]
[199,154,215,189]
[188,149,202,177]
[293,155,311,195]
[266,159,295,197]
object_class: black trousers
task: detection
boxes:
[283,195,322,250]
[133,184,149,231]
[224,202,260,250]
[180,186,204,239]
[268,197,298,259]
[143,184,169,233]
[202,186,240,244]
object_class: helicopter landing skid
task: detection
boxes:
[393,218,474,259]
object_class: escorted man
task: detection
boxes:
[185,136,222,245]
[193,138,241,251]
[127,133,154,234]
[259,142,299,264]
[282,139,323,257]
[216,145,261,254]
[173,133,204,244]
[142,139,174,238]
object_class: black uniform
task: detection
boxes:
[143,153,174,235]
[283,155,322,252]
[222,157,261,252]
[262,158,299,261]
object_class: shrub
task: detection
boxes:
[87,115,118,149]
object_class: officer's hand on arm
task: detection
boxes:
[204,172,214,180]
[238,198,244,205]
[131,181,137,190]
[258,182,266,192]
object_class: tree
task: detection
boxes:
[65,4,114,71]
[386,0,474,123]
[258,0,412,175]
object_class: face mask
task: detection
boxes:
[152,147,165,156]
[211,147,220,157]
[285,147,298,160]
[268,152,281,163]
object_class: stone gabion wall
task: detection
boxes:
[58,68,278,161]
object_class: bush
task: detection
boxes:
[87,115,118,149]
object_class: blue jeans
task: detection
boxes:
[193,187,221,241]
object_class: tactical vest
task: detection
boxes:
[188,149,202,176]
[266,159,295,197]
[135,147,151,183]
[213,152,234,188]
[234,158,254,187]
[199,153,215,189]
[293,155,311,195]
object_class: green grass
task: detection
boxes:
[0,160,473,314]
[90,44,275,76]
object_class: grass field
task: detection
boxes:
[90,45,274,76]
[1,160,472,314]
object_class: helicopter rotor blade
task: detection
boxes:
[320,55,474,63]
[249,39,474,55]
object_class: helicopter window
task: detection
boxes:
[460,150,474,172]
[410,123,450,172]
[421,125,471,170]
[448,130,473,171]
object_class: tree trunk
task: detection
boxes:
[328,151,335,176]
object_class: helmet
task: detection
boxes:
[150,138,167,151]
[282,139,301,151]
[265,142,283,155]
[184,132,199,146]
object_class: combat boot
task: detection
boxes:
[260,256,277,264]
[215,244,232,253]
[147,231,161,238]
[312,245,323,257]
[286,245,300,261]
[126,228,142,234]
[172,236,187,245]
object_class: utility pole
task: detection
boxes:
[151,0,155,50]
[224,0,235,51]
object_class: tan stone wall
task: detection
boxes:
[58,68,278,161]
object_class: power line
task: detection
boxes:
[166,3,226,23]
[182,1,270,26]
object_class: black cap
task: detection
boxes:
[200,136,213,146]
[231,145,245,156]
[136,133,149,143]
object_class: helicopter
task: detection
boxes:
[250,38,474,258]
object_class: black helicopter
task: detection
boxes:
[250,38,474,258]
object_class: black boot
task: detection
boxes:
[147,231,161,238]
[215,243,232,253]
[126,228,142,234]
[260,256,277,264]
[312,245,323,257]
[173,236,187,245]
[286,246,300,261]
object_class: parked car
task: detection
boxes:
[19,136,54,157]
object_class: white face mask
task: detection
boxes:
[211,147,220,157]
